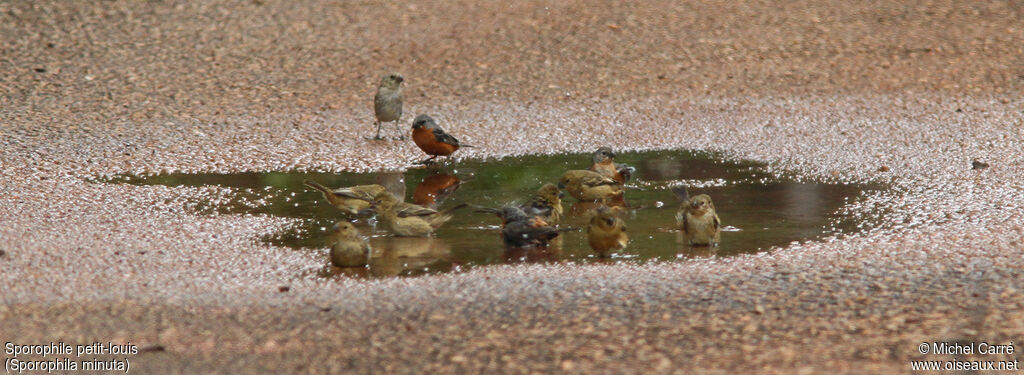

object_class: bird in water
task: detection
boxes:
[589,147,635,184]
[519,183,564,224]
[329,221,371,267]
[369,191,466,237]
[304,180,387,216]
[672,186,721,246]
[587,206,628,258]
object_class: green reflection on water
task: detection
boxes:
[115,150,881,278]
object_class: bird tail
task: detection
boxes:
[670,185,689,202]
[470,204,500,214]
[303,180,333,196]
[439,203,470,215]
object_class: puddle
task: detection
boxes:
[111,150,882,278]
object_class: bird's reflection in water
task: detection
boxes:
[567,198,629,218]
[675,232,718,258]
[319,236,453,279]
[412,169,468,209]
[502,237,563,264]
[375,171,406,200]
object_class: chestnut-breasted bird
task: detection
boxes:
[589,147,635,184]
[411,115,472,164]
[476,206,570,247]
[519,183,563,224]
[370,191,466,237]
[587,206,628,257]
[304,180,388,216]
[330,221,372,267]
[558,170,624,201]
[672,186,721,246]
[373,73,404,140]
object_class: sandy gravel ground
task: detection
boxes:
[2,0,1023,373]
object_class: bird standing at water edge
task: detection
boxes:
[411,114,472,164]
[372,73,404,140]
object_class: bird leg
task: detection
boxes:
[392,121,407,141]
[373,120,384,140]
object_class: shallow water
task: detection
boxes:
[114,150,881,278]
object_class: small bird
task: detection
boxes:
[589,147,635,184]
[329,221,372,267]
[370,191,466,237]
[476,206,570,247]
[519,183,564,224]
[587,206,628,257]
[672,186,721,246]
[412,172,465,209]
[373,73,405,140]
[304,180,388,216]
[411,115,472,164]
[558,170,624,201]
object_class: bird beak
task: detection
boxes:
[558,191,566,198]
[357,208,376,216]
[557,182,566,189]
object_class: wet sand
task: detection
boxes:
[2,0,1023,373]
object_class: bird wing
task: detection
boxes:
[333,189,376,201]
[432,128,461,147]
[580,174,619,187]
[712,214,721,231]
[395,202,439,217]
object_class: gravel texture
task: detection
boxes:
[2,0,1023,373]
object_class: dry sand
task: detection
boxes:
[1,0,1023,373]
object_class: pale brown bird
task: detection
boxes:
[304,180,388,216]
[587,206,628,258]
[519,183,564,224]
[558,170,624,201]
[373,73,404,140]
[589,147,635,184]
[330,221,372,267]
[370,191,466,237]
[672,186,721,246]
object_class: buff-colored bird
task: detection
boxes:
[558,170,624,201]
[589,147,635,184]
[587,206,628,258]
[304,180,388,216]
[519,183,564,224]
[672,186,721,246]
[370,191,466,237]
[329,221,371,267]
